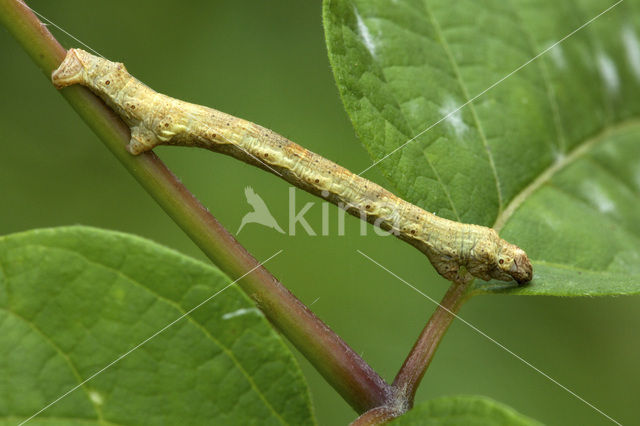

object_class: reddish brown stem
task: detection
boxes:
[0,0,390,413]
[392,280,471,405]
[350,406,399,426]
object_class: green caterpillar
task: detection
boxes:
[52,48,532,285]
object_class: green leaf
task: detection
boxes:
[323,0,640,296]
[390,395,540,425]
[0,226,315,425]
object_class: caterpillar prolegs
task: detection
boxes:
[52,48,533,285]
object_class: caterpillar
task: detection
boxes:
[52,48,532,285]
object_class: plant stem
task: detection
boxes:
[0,0,390,413]
[392,279,471,406]
[350,406,399,426]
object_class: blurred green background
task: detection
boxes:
[1,1,638,424]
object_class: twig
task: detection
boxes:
[392,279,471,405]
[350,406,399,426]
[0,0,390,412]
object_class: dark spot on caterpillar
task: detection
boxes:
[130,105,135,110]
[499,259,504,265]
[365,205,371,209]
[264,153,268,157]
[164,123,169,127]
[410,229,416,234]
[105,80,110,85]
[314,179,319,183]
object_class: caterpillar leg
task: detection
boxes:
[128,125,159,155]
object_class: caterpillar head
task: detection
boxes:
[492,241,533,285]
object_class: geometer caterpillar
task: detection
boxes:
[52,48,532,285]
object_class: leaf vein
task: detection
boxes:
[493,119,640,231]
[0,307,106,422]
[420,0,504,215]
[505,0,568,153]
[5,243,289,426]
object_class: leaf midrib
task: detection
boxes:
[493,118,640,232]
